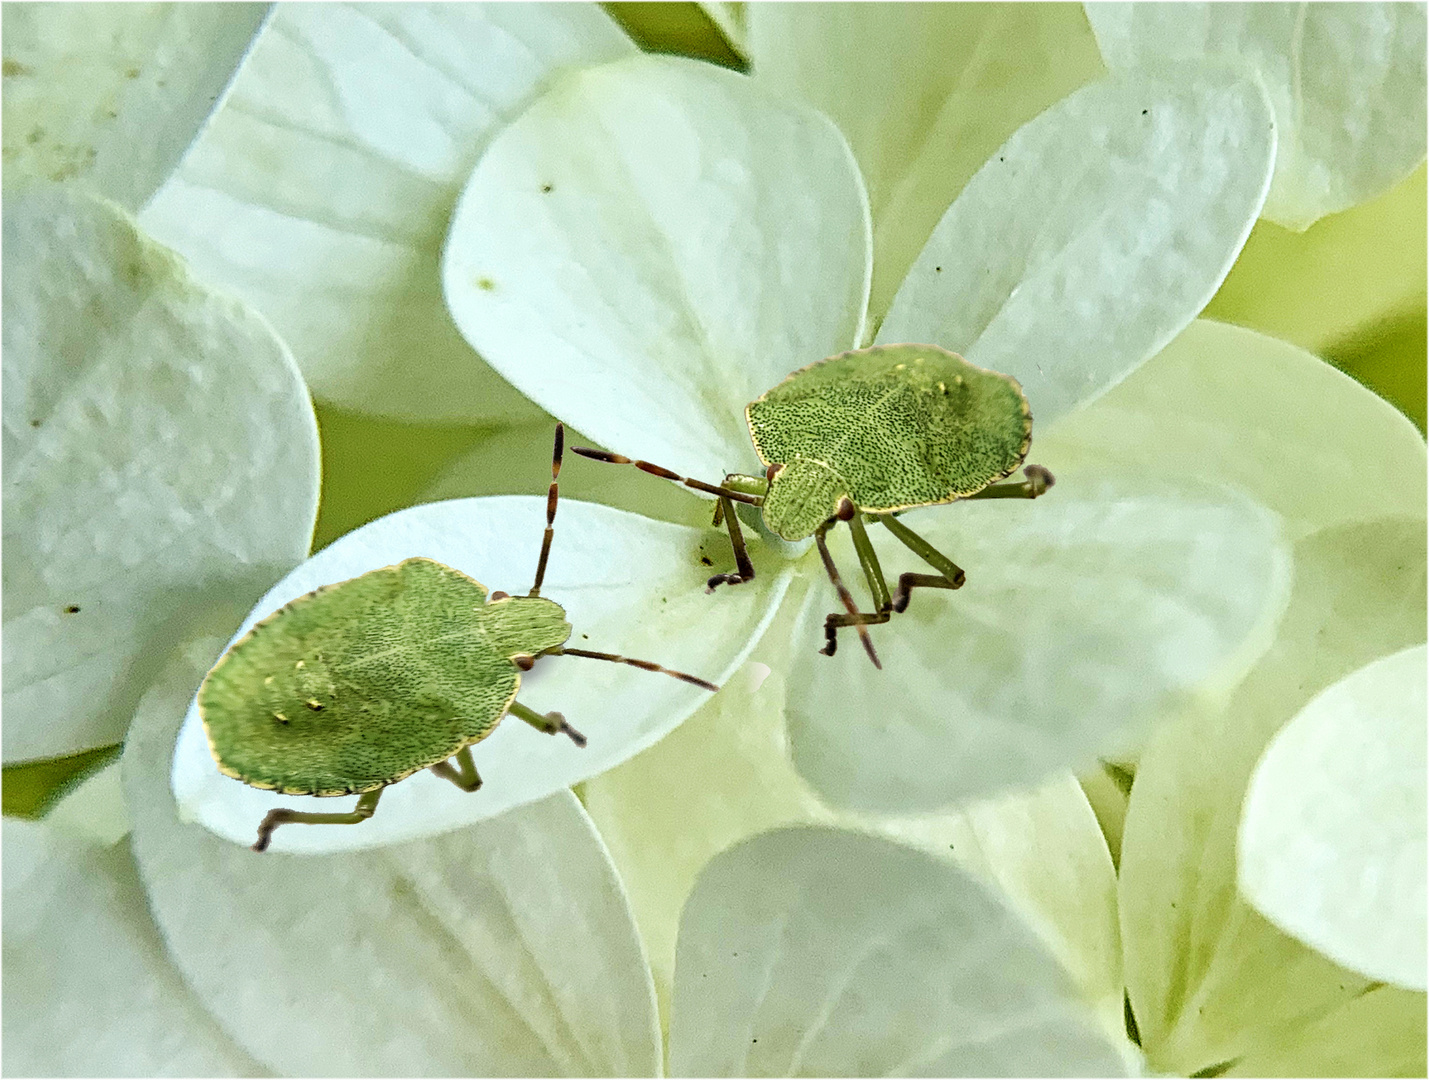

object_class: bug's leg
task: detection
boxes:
[814,522,882,669]
[876,514,968,614]
[509,700,588,747]
[706,494,756,591]
[252,788,383,853]
[429,745,482,792]
[847,512,892,614]
[962,464,1055,501]
[549,647,721,693]
[529,423,564,597]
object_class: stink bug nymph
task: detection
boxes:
[574,344,1053,669]
[197,424,718,852]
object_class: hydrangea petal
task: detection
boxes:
[443,54,872,481]
[2,186,319,762]
[1229,982,1427,1078]
[877,66,1274,429]
[785,473,1290,812]
[1043,319,1428,538]
[1,3,265,209]
[2,819,264,1077]
[1118,519,1427,1074]
[171,495,792,852]
[748,3,1103,325]
[586,592,1125,1045]
[1086,2,1428,229]
[127,642,661,1076]
[1239,644,1427,990]
[139,2,633,422]
[667,826,1131,1077]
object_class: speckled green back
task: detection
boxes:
[746,344,1031,533]
[197,558,571,796]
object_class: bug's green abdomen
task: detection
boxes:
[198,558,524,796]
[746,344,1031,514]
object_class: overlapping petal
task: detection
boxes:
[172,495,791,852]
[666,827,1131,1077]
[443,54,872,481]
[1118,519,1427,1074]
[785,473,1290,812]
[878,66,1275,428]
[2,819,264,1077]
[1086,2,1428,229]
[2,186,319,762]
[748,3,1104,324]
[1044,319,1428,538]
[1239,643,1427,991]
[140,2,634,422]
[1,3,265,208]
[128,640,662,1075]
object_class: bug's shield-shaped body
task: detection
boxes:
[746,344,1032,540]
[198,558,571,797]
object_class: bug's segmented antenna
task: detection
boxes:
[530,423,563,597]
[552,647,720,693]
[570,447,764,506]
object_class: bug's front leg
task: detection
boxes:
[706,494,756,592]
[429,745,482,792]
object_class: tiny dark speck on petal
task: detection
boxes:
[998,155,1004,162]
[63,604,81,614]
[1142,109,1149,116]
[541,183,553,193]
[29,418,40,427]
[476,277,496,291]
[934,266,942,273]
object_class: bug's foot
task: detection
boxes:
[706,572,748,593]
[1024,464,1055,496]
[547,712,587,747]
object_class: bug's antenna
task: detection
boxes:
[530,423,563,597]
[570,447,764,506]
[551,647,720,693]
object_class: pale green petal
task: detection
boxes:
[423,417,710,528]
[1229,983,1427,1078]
[785,473,1290,812]
[2,186,319,763]
[1205,164,1426,355]
[1,2,265,209]
[171,496,792,852]
[878,66,1274,428]
[1239,644,1427,991]
[43,760,132,847]
[749,3,1103,326]
[667,826,1131,1077]
[1042,319,1428,539]
[139,2,633,423]
[586,598,1125,1045]
[1118,518,1427,1075]
[126,643,661,1076]
[2,819,265,1077]
[443,54,872,481]
[1086,2,1428,230]
[583,589,836,1024]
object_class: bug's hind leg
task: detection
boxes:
[252,787,383,853]
[429,745,482,792]
[509,700,587,747]
[877,514,967,614]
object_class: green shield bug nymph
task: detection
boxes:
[197,424,718,852]
[574,344,1053,669]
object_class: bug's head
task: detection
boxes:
[760,458,850,542]
[482,593,572,665]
